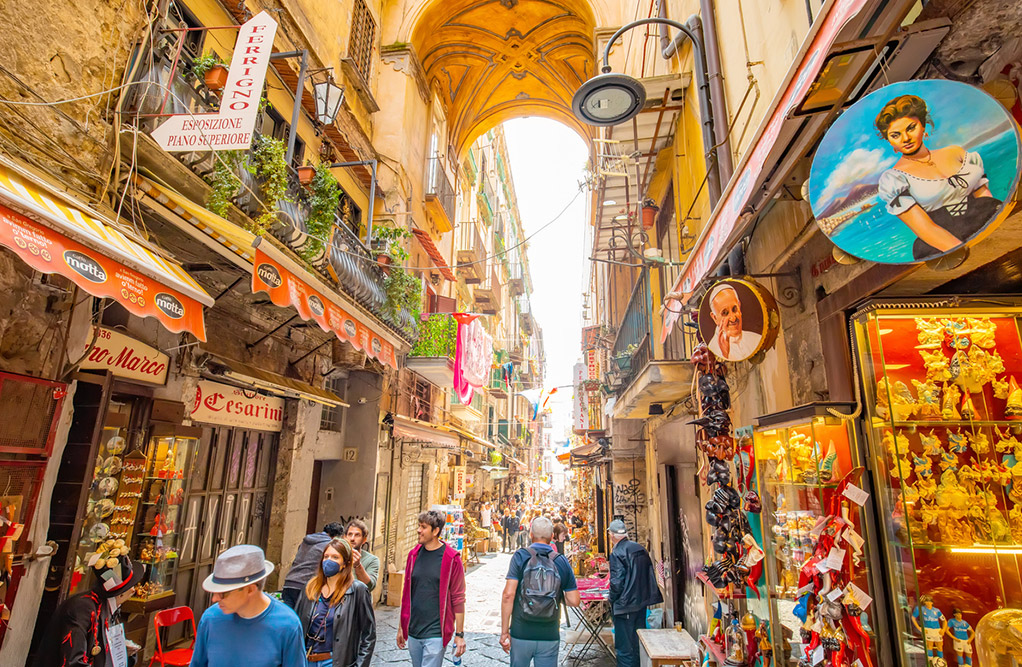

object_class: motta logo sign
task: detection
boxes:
[308,295,325,317]
[257,263,282,288]
[154,292,184,319]
[151,12,278,152]
[343,320,357,337]
[63,250,107,283]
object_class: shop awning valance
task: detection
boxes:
[411,228,456,281]
[205,354,348,407]
[251,238,401,369]
[393,416,460,449]
[662,0,876,335]
[0,158,213,340]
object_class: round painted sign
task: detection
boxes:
[698,278,779,363]
[808,79,1021,264]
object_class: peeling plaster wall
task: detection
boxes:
[0,251,75,378]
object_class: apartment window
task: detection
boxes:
[259,106,306,168]
[411,377,433,422]
[168,2,204,62]
[320,376,346,431]
[349,0,376,83]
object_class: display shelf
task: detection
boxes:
[699,635,727,664]
[875,420,1022,428]
[764,480,841,489]
[695,571,746,600]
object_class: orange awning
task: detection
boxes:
[0,159,213,340]
[250,238,400,369]
[411,228,456,281]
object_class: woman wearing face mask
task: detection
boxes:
[875,94,1001,260]
[295,538,376,667]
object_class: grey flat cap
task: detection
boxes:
[202,544,275,593]
[608,519,628,535]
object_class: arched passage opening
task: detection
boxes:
[408,0,599,160]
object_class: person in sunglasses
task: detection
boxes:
[295,538,376,667]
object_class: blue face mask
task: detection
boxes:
[322,558,341,577]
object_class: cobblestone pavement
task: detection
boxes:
[373,550,615,666]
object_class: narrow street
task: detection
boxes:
[374,552,615,666]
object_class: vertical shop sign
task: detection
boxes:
[190,379,284,431]
[572,362,589,434]
[452,466,467,497]
[151,12,278,151]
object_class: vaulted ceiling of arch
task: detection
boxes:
[410,0,597,156]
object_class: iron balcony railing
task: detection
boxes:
[479,176,496,222]
[610,268,695,386]
[426,156,455,224]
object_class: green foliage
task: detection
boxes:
[191,52,226,79]
[246,135,291,235]
[383,266,421,323]
[205,151,242,217]
[371,224,411,262]
[301,163,340,261]
[410,313,457,357]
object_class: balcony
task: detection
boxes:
[122,48,416,338]
[407,314,457,387]
[473,263,502,315]
[609,268,696,419]
[425,156,455,234]
[451,389,485,424]
[478,177,496,223]
[489,367,508,399]
[508,262,525,296]
[455,221,486,283]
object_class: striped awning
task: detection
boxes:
[0,157,213,340]
[411,228,456,281]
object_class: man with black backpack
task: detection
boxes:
[500,516,580,666]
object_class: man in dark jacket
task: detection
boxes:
[281,521,344,607]
[607,519,663,667]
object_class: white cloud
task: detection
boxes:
[817,147,896,205]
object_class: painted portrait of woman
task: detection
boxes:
[808,80,1020,264]
[875,94,1001,260]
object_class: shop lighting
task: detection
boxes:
[313,78,345,125]
[950,545,1022,555]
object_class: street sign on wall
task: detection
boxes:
[151,12,278,151]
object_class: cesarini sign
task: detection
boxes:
[151,12,278,151]
[190,379,284,432]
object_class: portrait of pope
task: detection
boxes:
[705,283,762,362]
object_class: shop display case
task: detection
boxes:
[432,504,465,553]
[130,426,197,602]
[853,304,1022,667]
[751,404,882,666]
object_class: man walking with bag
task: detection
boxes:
[608,520,663,667]
[500,516,580,666]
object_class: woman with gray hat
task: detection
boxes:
[294,537,376,666]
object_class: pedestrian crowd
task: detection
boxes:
[35,500,661,667]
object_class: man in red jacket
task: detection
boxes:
[397,510,467,667]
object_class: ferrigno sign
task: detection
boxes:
[80,327,169,384]
[190,379,284,432]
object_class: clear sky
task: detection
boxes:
[502,117,589,444]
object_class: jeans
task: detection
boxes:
[306,659,332,667]
[408,636,447,667]
[281,587,301,609]
[510,638,559,667]
[504,530,513,552]
[613,609,646,667]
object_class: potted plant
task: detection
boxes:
[300,163,340,263]
[297,164,316,186]
[612,343,639,370]
[371,225,410,262]
[204,151,242,217]
[245,135,292,234]
[641,198,659,230]
[192,53,228,91]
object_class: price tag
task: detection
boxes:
[815,559,830,574]
[105,623,128,667]
[824,547,846,571]
[846,582,874,610]
[827,587,844,602]
[809,516,827,538]
[811,643,825,665]
[843,483,869,506]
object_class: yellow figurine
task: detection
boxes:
[1010,504,1022,543]
[942,382,962,420]
[915,318,946,348]
[967,430,990,455]
[920,431,943,456]
[921,349,952,383]
[995,427,1021,454]
[994,377,1011,400]
[1006,376,1022,419]
[912,379,942,420]
[965,317,998,348]
[890,381,918,421]
[876,377,891,420]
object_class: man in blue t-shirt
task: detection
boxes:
[191,544,306,667]
[500,516,580,666]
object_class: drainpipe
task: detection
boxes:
[692,0,733,185]
[658,14,726,206]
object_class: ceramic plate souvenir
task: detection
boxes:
[106,436,126,455]
[88,522,110,543]
[93,499,115,519]
[102,456,122,475]
[98,476,119,497]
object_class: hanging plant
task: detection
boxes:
[371,224,410,261]
[383,266,421,323]
[245,135,291,235]
[191,52,226,80]
[205,151,242,217]
[301,163,340,262]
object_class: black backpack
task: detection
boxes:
[518,547,561,620]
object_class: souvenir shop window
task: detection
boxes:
[750,407,881,666]
[853,305,1022,666]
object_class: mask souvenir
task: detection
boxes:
[915,318,945,347]
[968,430,990,455]
[995,427,1020,454]
[913,454,933,479]
[938,450,959,473]
[920,431,943,456]
[948,430,968,454]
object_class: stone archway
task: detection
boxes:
[407,0,600,159]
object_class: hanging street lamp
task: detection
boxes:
[313,78,345,125]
